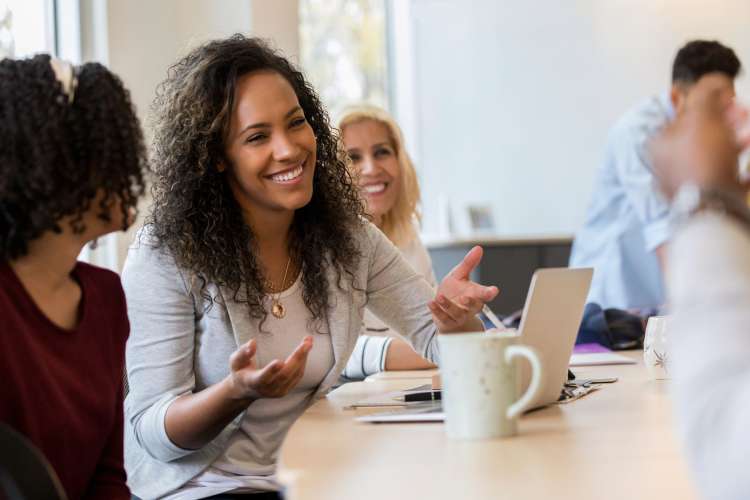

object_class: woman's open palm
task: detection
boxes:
[429,246,499,332]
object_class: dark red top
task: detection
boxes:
[0,261,130,499]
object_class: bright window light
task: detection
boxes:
[299,0,390,117]
[1,0,54,59]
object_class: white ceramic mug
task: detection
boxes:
[437,330,543,440]
[643,316,670,380]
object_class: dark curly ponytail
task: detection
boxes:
[0,54,147,260]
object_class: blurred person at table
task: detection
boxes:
[338,105,437,379]
[651,73,750,500]
[0,54,147,499]
[570,40,741,316]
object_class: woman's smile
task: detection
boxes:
[266,156,309,185]
[361,181,389,197]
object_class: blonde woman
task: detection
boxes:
[339,105,437,378]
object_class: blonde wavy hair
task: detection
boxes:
[338,105,421,246]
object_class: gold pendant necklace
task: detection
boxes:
[271,300,285,319]
[267,257,292,319]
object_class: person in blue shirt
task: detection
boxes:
[570,40,741,312]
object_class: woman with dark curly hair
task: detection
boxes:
[122,35,496,500]
[0,55,146,499]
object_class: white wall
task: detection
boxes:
[250,0,299,62]
[406,0,750,237]
[103,0,298,136]
[105,0,253,142]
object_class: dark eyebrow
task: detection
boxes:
[237,106,303,137]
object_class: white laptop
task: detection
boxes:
[514,267,593,408]
[358,267,593,423]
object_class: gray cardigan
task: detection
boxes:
[121,221,439,499]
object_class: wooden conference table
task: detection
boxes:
[277,352,697,500]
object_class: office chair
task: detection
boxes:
[0,424,67,500]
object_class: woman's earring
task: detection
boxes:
[88,238,99,250]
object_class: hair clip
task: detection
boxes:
[49,57,78,104]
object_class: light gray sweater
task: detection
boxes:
[122,221,439,499]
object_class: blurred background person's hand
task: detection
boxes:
[652,73,750,199]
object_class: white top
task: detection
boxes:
[342,233,437,379]
[669,212,750,500]
[164,274,334,499]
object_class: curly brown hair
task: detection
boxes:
[147,35,365,326]
[0,54,147,260]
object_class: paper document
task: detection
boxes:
[345,384,434,409]
[356,403,444,423]
[570,343,637,366]
[366,370,437,381]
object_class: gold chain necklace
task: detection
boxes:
[266,256,292,319]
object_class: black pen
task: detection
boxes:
[396,390,442,402]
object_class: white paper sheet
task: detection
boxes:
[569,352,637,366]
[356,404,445,423]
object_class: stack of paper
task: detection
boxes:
[570,343,637,367]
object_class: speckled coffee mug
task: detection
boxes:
[437,330,543,440]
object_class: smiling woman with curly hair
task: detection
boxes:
[122,35,497,500]
[0,54,146,500]
[147,35,363,329]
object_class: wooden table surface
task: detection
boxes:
[277,352,697,500]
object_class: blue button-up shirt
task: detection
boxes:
[570,93,674,310]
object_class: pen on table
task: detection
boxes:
[482,304,505,330]
[395,391,442,402]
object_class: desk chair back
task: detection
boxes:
[0,424,67,500]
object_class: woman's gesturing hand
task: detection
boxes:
[226,336,313,400]
[429,246,499,332]
[164,336,314,450]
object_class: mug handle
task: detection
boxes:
[505,345,543,420]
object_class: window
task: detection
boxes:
[299,0,390,118]
[0,0,55,59]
